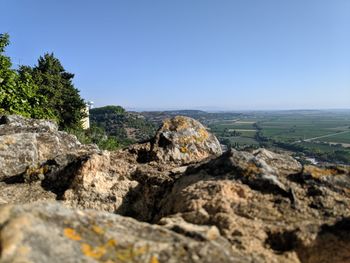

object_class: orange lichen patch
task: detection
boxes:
[180,146,188,153]
[64,228,82,241]
[81,243,106,259]
[163,116,191,131]
[80,239,119,261]
[303,165,340,179]
[196,128,209,142]
[178,136,192,145]
[92,225,104,235]
[150,255,159,263]
[106,239,117,247]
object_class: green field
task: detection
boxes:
[225,136,260,146]
[209,110,350,164]
[319,131,350,144]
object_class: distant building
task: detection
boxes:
[82,101,94,130]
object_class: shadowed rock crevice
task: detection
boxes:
[40,157,91,199]
[266,230,299,253]
[296,218,350,263]
[1,174,25,184]
[135,148,152,163]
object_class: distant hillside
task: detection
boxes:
[90,105,157,146]
[141,110,242,126]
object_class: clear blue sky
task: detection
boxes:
[2,0,350,110]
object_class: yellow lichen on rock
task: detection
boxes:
[148,116,222,165]
[80,239,118,260]
[180,146,188,153]
[303,165,339,179]
[81,243,106,259]
[164,116,191,131]
[196,128,209,142]
[64,228,82,241]
[25,164,49,178]
[106,239,117,247]
[92,225,105,235]
[115,245,148,261]
[150,255,159,263]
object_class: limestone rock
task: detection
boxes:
[156,148,350,262]
[0,201,245,263]
[158,214,221,241]
[131,116,222,165]
[63,151,139,214]
[0,115,98,181]
[0,114,58,135]
[0,115,99,204]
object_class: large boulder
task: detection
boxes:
[0,115,98,181]
[0,115,99,204]
[132,116,222,165]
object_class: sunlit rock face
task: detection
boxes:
[0,202,241,263]
[132,116,222,165]
[0,115,99,181]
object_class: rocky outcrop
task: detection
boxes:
[0,115,350,263]
[0,115,99,181]
[0,202,243,263]
[58,116,222,221]
[130,116,222,165]
[0,115,221,221]
[156,149,350,262]
[0,115,99,204]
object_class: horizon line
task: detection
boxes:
[123,107,350,113]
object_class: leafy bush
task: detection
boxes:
[65,124,121,151]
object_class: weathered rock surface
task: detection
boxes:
[0,202,244,263]
[0,115,99,204]
[0,115,99,181]
[156,149,350,262]
[62,116,222,221]
[1,115,350,263]
[130,116,222,165]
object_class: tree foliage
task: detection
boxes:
[90,106,156,147]
[29,53,86,129]
[0,33,124,150]
[0,33,85,129]
[90,105,126,115]
[0,33,55,119]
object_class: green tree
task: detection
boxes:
[0,33,55,119]
[29,53,86,129]
[90,105,126,115]
[0,33,17,114]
